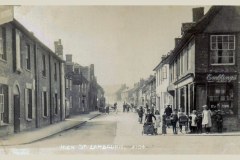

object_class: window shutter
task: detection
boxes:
[47,92,49,116]
[25,45,28,59]
[6,86,11,124]
[25,89,28,120]
[41,92,44,117]
[32,89,35,119]
[16,30,21,72]
[0,37,3,56]
[58,99,60,112]
[0,95,3,113]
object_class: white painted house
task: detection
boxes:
[153,55,173,116]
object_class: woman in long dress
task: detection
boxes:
[202,105,212,133]
[154,110,161,135]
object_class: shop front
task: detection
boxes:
[195,73,239,132]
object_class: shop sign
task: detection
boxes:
[206,74,237,82]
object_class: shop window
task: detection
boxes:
[0,84,8,125]
[196,85,207,111]
[210,35,235,65]
[180,87,185,112]
[189,84,194,112]
[208,84,234,115]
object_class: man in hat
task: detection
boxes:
[164,104,173,117]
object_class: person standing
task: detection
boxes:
[162,113,167,135]
[106,106,110,114]
[138,106,144,124]
[164,105,173,117]
[154,110,161,135]
[216,110,223,133]
[190,110,197,133]
[145,109,156,124]
[202,105,212,134]
[114,102,118,114]
[171,109,179,134]
[178,108,186,133]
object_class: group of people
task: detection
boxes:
[123,102,135,113]
[138,104,224,135]
[138,106,161,135]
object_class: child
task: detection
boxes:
[162,113,167,135]
[154,110,161,135]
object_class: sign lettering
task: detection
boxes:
[206,74,237,82]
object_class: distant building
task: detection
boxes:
[65,54,100,115]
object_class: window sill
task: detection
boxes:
[0,122,9,126]
[0,58,7,64]
[16,68,22,74]
[25,69,31,73]
[42,76,47,79]
[42,116,48,119]
[26,118,33,122]
[210,63,235,66]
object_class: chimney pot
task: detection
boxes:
[66,54,72,62]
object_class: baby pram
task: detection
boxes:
[142,122,155,135]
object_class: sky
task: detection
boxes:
[14,5,210,88]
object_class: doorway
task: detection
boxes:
[13,84,20,133]
[14,95,20,133]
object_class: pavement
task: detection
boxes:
[0,111,102,146]
[161,126,240,136]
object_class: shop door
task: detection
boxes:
[14,95,20,133]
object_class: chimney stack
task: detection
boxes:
[54,39,63,59]
[161,55,166,61]
[175,38,181,47]
[65,54,72,62]
[181,22,195,35]
[192,7,204,22]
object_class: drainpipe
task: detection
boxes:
[49,54,53,124]
[34,44,38,128]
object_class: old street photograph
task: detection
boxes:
[1,4,240,155]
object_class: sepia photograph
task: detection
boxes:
[0,1,240,159]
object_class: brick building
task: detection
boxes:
[167,6,240,131]
[0,17,65,136]
[65,54,99,115]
